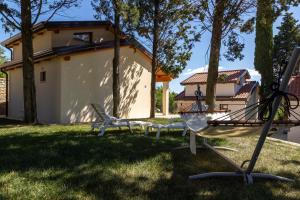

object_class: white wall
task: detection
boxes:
[35,59,61,123]
[8,68,24,120]
[59,46,152,123]
[12,31,52,60]
[7,58,61,123]
[52,27,114,47]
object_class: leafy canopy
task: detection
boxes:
[196,0,256,62]
[273,12,300,79]
[0,0,80,32]
[91,0,139,35]
[134,0,201,78]
[0,47,6,78]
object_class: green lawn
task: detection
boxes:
[0,120,300,200]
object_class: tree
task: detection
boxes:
[254,0,274,98]
[0,0,79,123]
[155,86,177,113]
[273,12,300,80]
[197,0,255,111]
[134,0,200,117]
[254,0,300,98]
[92,0,138,118]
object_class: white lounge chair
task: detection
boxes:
[145,119,189,139]
[91,103,150,136]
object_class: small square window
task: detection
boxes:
[40,71,46,82]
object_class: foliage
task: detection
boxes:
[217,74,229,82]
[254,0,274,97]
[92,0,139,117]
[273,12,300,81]
[155,86,177,113]
[134,0,200,77]
[0,0,80,123]
[197,0,256,61]
[254,0,300,98]
[196,0,255,111]
[0,47,6,78]
[91,0,139,35]
[0,0,80,32]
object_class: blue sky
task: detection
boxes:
[0,3,299,93]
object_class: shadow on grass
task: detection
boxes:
[0,125,299,199]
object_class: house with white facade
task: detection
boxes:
[0,21,172,124]
[175,69,259,117]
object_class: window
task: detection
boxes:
[73,32,93,43]
[220,104,228,111]
[40,71,46,82]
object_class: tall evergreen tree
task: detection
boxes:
[254,0,274,97]
[273,12,300,79]
[0,0,79,123]
[254,0,300,98]
[0,47,6,78]
[134,0,200,117]
[197,0,255,111]
[92,0,138,117]
[0,47,5,65]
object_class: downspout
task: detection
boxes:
[0,68,8,117]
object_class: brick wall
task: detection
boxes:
[0,78,6,115]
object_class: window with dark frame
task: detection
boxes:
[40,71,46,82]
[73,32,93,43]
[220,104,228,111]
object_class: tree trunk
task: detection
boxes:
[254,0,273,99]
[113,4,121,118]
[21,0,37,123]
[150,0,159,118]
[205,0,226,112]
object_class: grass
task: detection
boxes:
[0,119,300,200]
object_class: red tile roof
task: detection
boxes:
[175,81,258,101]
[181,69,250,85]
[288,75,300,99]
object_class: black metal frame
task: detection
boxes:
[189,47,300,184]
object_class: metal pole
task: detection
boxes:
[246,47,300,174]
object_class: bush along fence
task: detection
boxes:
[0,78,6,116]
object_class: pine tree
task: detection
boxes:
[197,0,255,111]
[0,47,6,78]
[273,12,300,79]
[134,0,200,117]
[92,0,138,118]
[0,47,5,65]
[254,0,300,98]
[254,0,274,98]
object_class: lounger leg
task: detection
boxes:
[128,123,133,134]
[145,126,150,135]
[182,127,188,136]
[91,123,97,131]
[98,126,106,136]
[190,132,197,155]
[156,128,161,139]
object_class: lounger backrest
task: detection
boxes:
[91,104,111,123]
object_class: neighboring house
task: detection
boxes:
[0,21,172,124]
[288,74,300,120]
[175,69,259,119]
